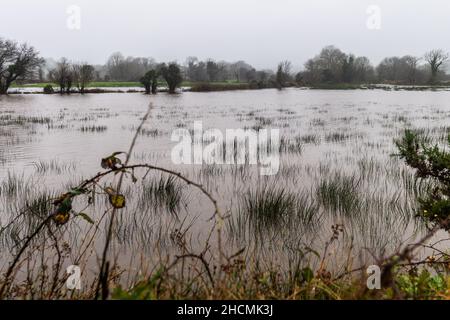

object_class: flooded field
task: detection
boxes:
[1,88,449,289]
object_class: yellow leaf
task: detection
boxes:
[109,194,126,209]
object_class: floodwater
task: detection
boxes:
[0,88,449,277]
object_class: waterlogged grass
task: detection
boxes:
[0,114,52,126]
[241,186,297,227]
[317,174,361,216]
[138,175,186,216]
[79,125,108,132]
[33,159,77,174]
[0,91,449,299]
[228,185,318,242]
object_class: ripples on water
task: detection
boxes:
[0,89,449,275]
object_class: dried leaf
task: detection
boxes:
[53,212,70,225]
[104,187,116,196]
[101,152,124,170]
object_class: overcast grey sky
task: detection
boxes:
[1,0,449,69]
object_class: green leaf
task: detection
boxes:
[57,197,73,214]
[301,267,314,283]
[68,188,86,196]
[77,212,95,224]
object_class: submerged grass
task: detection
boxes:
[0,94,449,300]
[137,175,186,216]
[316,174,362,216]
[33,159,77,174]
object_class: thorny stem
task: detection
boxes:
[95,103,153,299]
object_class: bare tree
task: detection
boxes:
[185,57,208,82]
[303,57,322,84]
[276,60,292,89]
[0,38,43,94]
[424,49,449,84]
[353,56,374,83]
[106,52,126,80]
[49,58,73,94]
[206,59,221,82]
[106,52,155,81]
[318,45,346,82]
[403,55,421,84]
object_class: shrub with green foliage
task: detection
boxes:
[140,69,159,94]
[396,130,450,229]
[160,63,183,94]
[43,84,54,94]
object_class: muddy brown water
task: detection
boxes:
[0,88,449,281]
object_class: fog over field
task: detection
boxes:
[1,0,449,69]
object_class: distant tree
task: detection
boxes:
[140,72,152,94]
[303,57,322,84]
[140,68,160,94]
[302,46,349,84]
[106,52,155,81]
[244,68,257,82]
[317,45,346,82]
[106,52,126,80]
[216,62,228,81]
[229,61,254,82]
[185,56,198,81]
[49,58,73,94]
[403,55,421,84]
[376,55,430,84]
[38,67,45,83]
[376,57,403,83]
[341,55,355,83]
[295,72,304,85]
[73,63,95,93]
[353,56,374,83]
[160,62,183,94]
[184,57,208,82]
[276,60,292,89]
[321,69,335,83]
[0,38,44,94]
[43,84,54,94]
[206,59,221,82]
[424,49,449,84]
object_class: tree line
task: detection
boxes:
[0,36,449,95]
[295,45,449,86]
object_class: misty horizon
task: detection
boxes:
[1,0,449,71]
